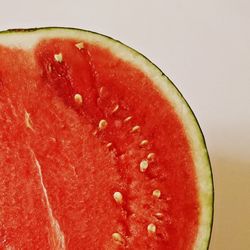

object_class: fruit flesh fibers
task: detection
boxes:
[0,39,199,249]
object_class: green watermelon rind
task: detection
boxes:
[0,27,214,250]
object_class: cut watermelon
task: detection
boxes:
[0,28,213,250]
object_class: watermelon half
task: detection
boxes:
[0,27,213,250]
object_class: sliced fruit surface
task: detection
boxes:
[0,28,213,250]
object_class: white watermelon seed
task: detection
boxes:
[112,104,119,113]
[147,152,155,161]
[75,42,84,50]
[154,212,164,219]
[147,223,156,234]
[99,86,104,96]
[99,119,108,130]
[106,142,112,148]
[140,160,149,172]
[74,93,83,105]
[113,192,123,204]
[131,125,140,133]
[24,110,34,131]
[124,116,132,123]
[54,53,63,63]
[47,64,52,72]
[140,140,149,147]
[152,189,161,198]
[112,232,123,243]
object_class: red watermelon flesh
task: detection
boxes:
[0,32,211,250]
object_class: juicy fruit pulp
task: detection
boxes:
[0,36,201,249]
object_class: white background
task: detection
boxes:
[0,0,249,249]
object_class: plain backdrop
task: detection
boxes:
[0,1,249,249]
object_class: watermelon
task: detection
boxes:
[0,27,213,250]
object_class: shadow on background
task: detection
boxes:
[209,156,250,250]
